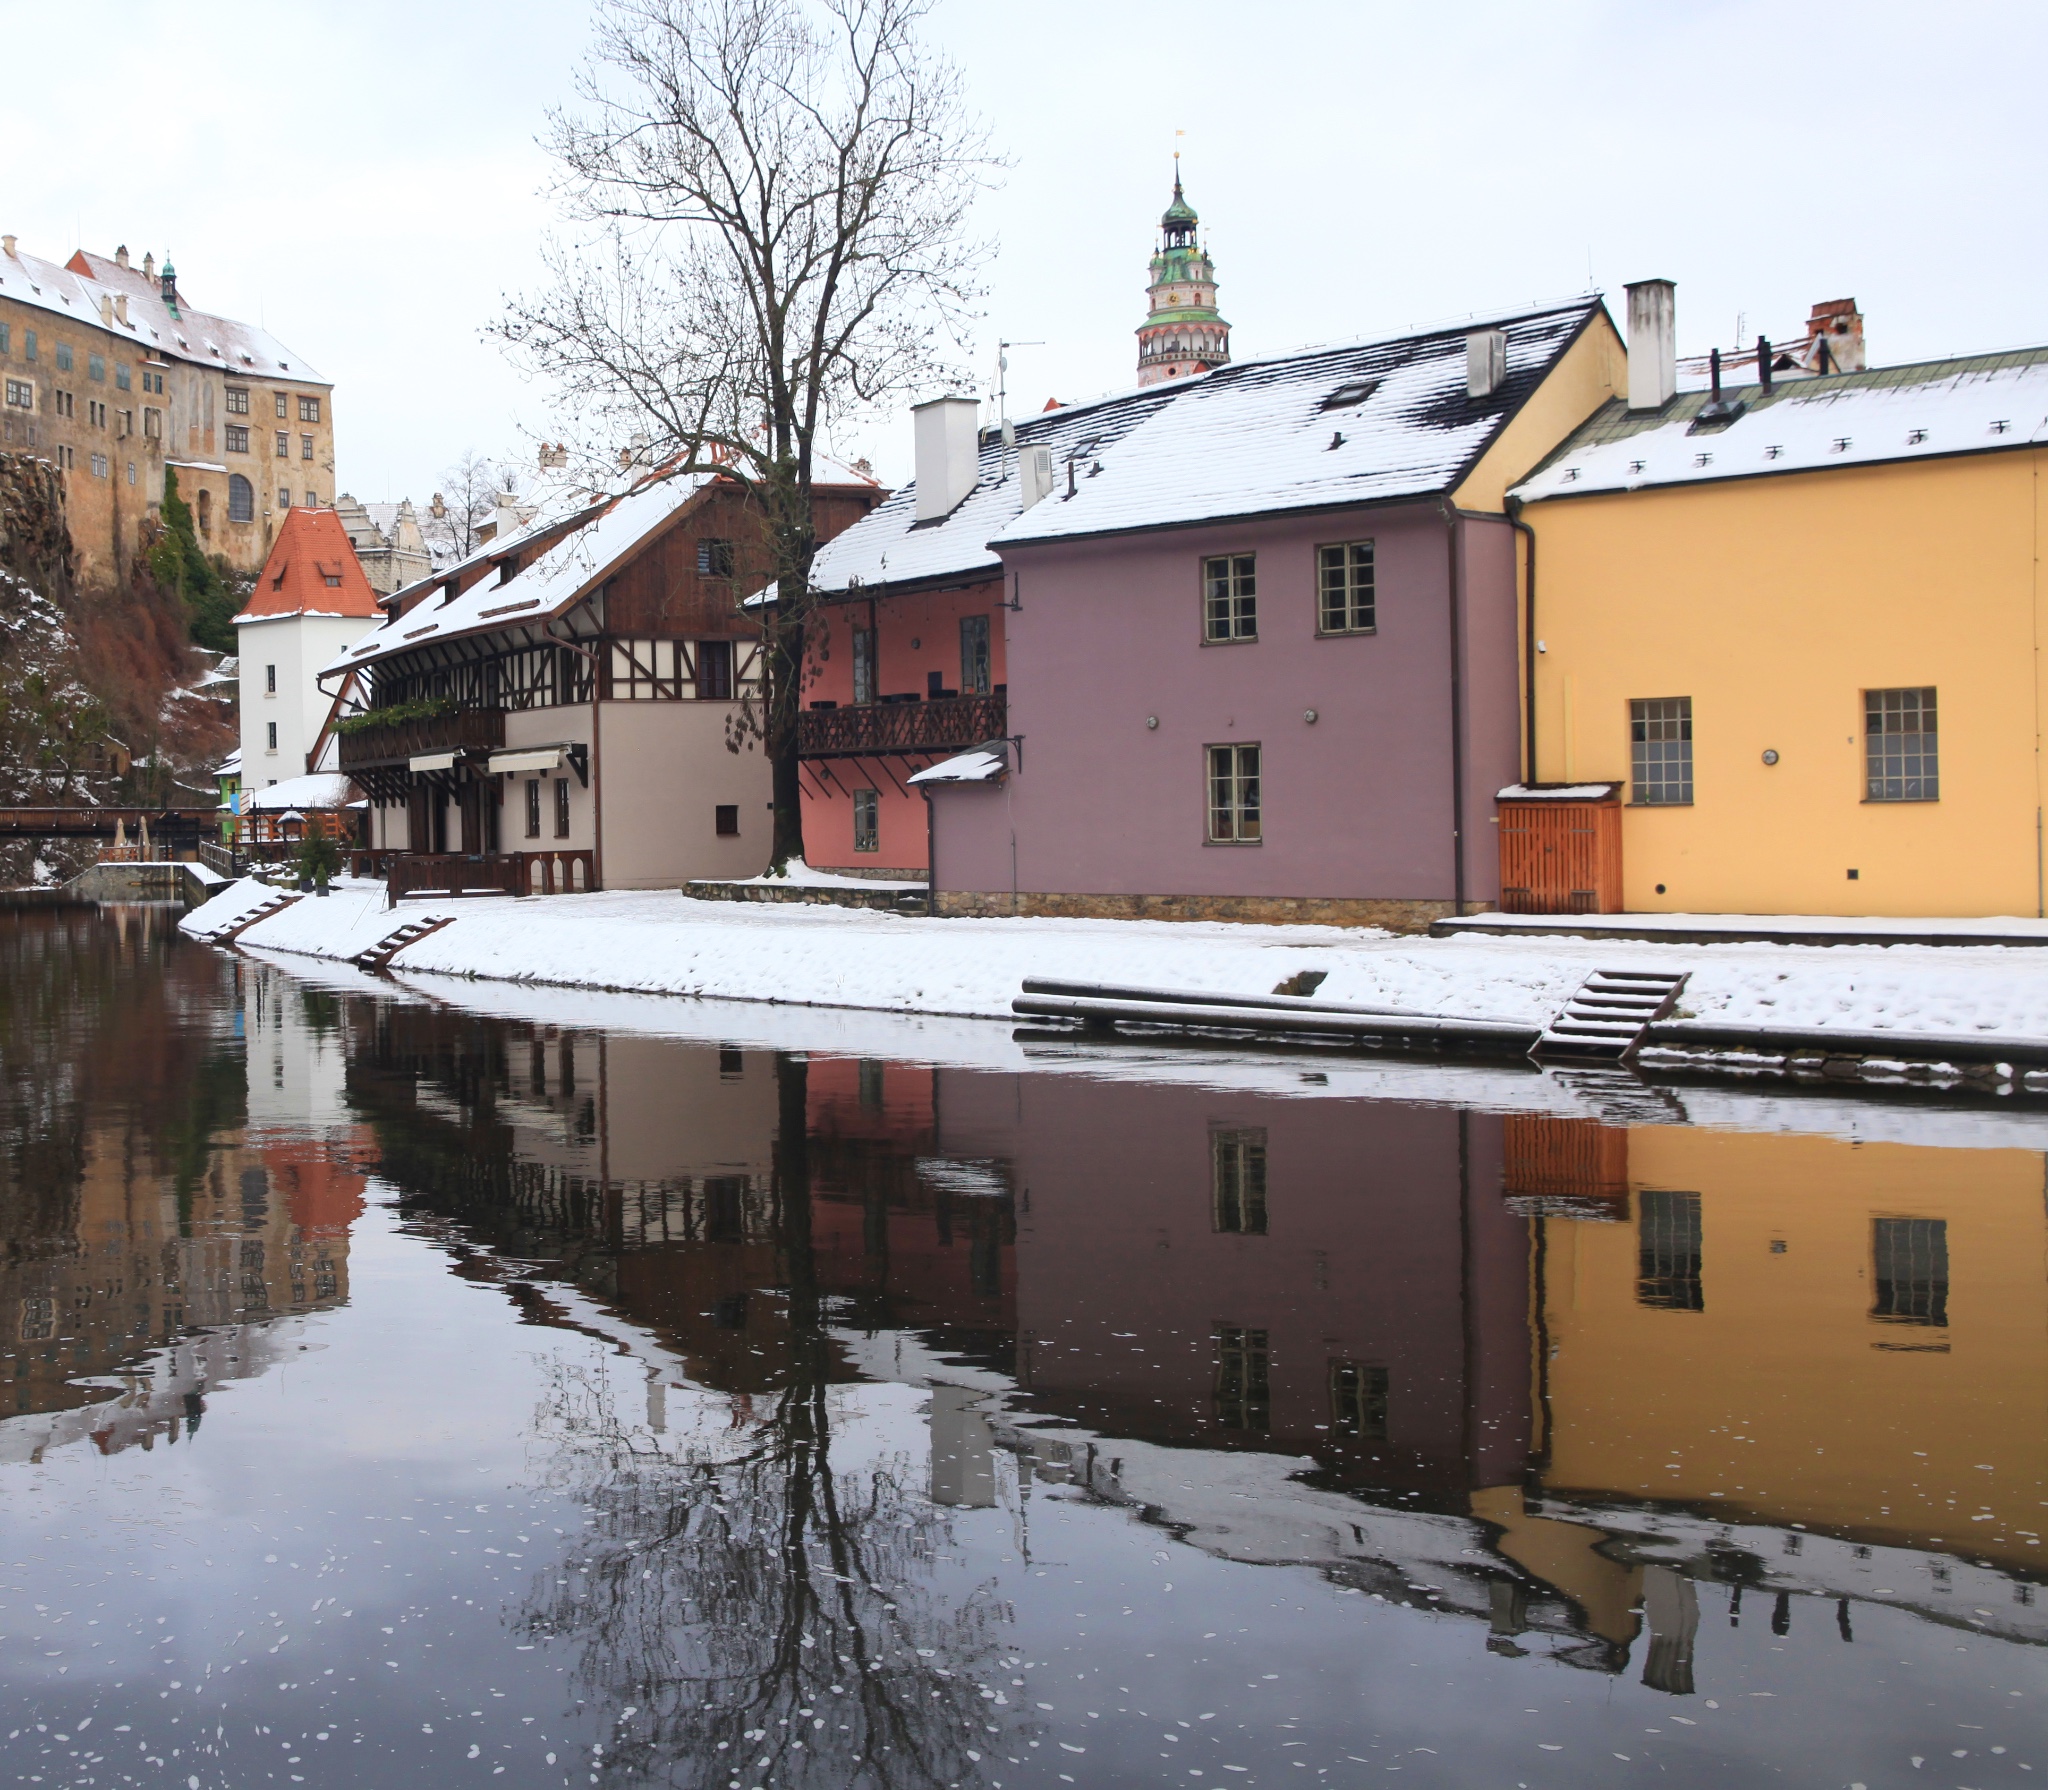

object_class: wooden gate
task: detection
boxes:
[1497,785,1623,914]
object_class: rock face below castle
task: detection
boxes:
[1135,170,1230,387]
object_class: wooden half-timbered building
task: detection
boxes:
[320,464,882,896]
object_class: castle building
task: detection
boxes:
[0,236,334,585]
[1135,166,1231,386]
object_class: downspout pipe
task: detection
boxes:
[1506,496,1538,785]
[1437,498,1468,917]
[920,786,937,917]
[548,630,605,892]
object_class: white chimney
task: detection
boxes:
[114,294,128,324]
[1466,329,1507,398]
[1626,279,1677,412]
[913,396,981,521]
[1018,443,1054,511]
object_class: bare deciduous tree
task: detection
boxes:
[432,450,521,561]
[496,0,995,868]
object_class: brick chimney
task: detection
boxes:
[1802,298,1865,374]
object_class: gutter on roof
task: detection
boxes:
[1515,432,2048,506]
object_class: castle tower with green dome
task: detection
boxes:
[1136,162,1230,387]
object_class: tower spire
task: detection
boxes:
[1135,156,1229,387]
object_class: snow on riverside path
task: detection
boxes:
[185,877,2048,1042]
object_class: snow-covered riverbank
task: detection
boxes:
[183,875,2048,1045]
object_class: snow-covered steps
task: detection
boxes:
[352,914,455,973]
[1533,969,1690,1064]
[1544,1064,1691,1126]
[188,889,301,945]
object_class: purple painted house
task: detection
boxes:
[813,298,1626,927]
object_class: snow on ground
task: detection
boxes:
[188,877,2048,1044]
[706,857,926,891]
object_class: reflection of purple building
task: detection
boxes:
[936,1070,1531,1500]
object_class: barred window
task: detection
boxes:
[1211,1127,1267,1233]
[1637,1188,1704,1310]
[227,475,254,523]
[1873,1217,1947,1326]
[1207,743,1261,843]
[1203,553,1257,641]
[1317,541,1375,634]
[1866,687,1938,801]
[1214,1325,1270,1432]
[853,788,879,853]
[1329,1360,1389,1440]
[1630,696,1693,805]
[696,537,733,577]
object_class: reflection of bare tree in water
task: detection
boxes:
[520,1056,1020,1789]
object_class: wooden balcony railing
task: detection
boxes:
[338,706,506,771]
[796,691,1007,760]
[379,848,599,903]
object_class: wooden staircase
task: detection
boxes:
[1532,968,1690,1063]
[352,914,455,973]
[189,889,301,946]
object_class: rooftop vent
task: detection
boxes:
[1018,443,1055,512]
[1466,330,1507,399]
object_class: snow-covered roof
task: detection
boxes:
[245,772,353,811]
[217,748,242,776]
[327,473,709,676]
[0,244,326,385]
[907,747,1006,785]
[810,300,1602,593]
[1497,782,1622,801]
[1513,347,2048,504]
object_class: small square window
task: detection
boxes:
[1630,697,1693,805]
[714,803,739,836]
[1202,553,1257,641]
[1207,743,1261,843]
[852,788,879,852]
[1317,540,1375,634]
[1866,687,1938,801]
[696,537,734,577]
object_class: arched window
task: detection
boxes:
[227,473,254,523]
[196,487,212,534]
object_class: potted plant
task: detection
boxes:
[296,828,342,897]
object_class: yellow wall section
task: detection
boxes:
[1538,1127,2048,1571]
[1524,448,2048,915]
[1456,315,1627,514]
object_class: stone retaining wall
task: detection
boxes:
[934,891,1475,932]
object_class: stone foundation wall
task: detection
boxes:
[685,879,928,914]
[801,863,928,883]
[932,890,1484,933]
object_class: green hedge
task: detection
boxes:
[334,696,457,737]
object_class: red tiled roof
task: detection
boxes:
[236,508,381,623]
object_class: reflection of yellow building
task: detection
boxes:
[1537,1127,2048,1573]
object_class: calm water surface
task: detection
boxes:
[1,909,2043,1789]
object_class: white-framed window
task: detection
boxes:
[1630,697,1693,805]
[1202,553,1257,642]
[1206,742,1261,842]
[1866,687,1938,802]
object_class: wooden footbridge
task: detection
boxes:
[0,807,217,845]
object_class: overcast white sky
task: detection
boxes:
[3,0,2041,498]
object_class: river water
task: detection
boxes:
[1,908,2043,1789]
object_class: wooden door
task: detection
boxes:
[1498,799,1622,913]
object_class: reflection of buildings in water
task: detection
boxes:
[2,951,366,1460]
[341,1001,2048,1682]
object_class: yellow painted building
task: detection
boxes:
[1512,343,2048,916]
[1535,1125,2048,1576]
